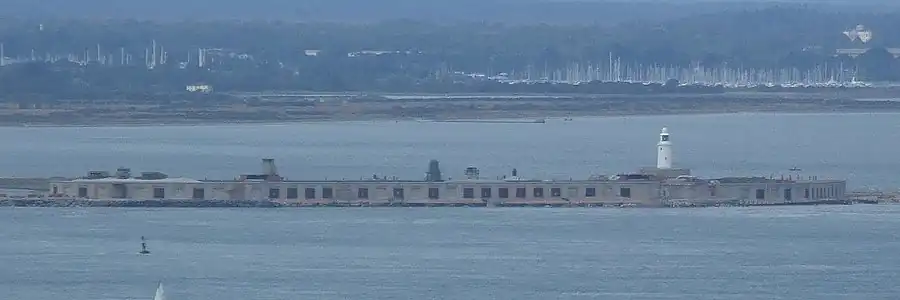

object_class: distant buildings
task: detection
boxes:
[835,24,900,58]
[186,84,213,93]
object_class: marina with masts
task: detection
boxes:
[0,23,892,89]
[487,59,871,88]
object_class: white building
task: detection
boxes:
[186,84,213,93]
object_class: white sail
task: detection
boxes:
[153,282,166,300]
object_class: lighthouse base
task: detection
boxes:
[640,167,692,179]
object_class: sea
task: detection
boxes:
[2,112,900,299]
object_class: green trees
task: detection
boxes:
[0,3,899,98]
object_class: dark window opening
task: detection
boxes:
[269,188,280,199]
[620,187,631,198]
[585,188,596,197]
[481,188,492,198]
[755,189,765,200]
[533,188,544,198]
[498,188,509,198]
[804,188,810,199]
[322,187,333,199]
[78,187,88,198]
[551,188,562,197]
[358,188,369,199]
[463,188,474,199]
[393,188,404,200]
[153,187,165,199]
[305,188,316,199]
[428,188,440,199]
[287,188,298,199]
[516,187,526,198]
[192,188,205,200]
[784,188,792,201]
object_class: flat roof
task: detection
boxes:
[68,177,203,184]
[56,177,844,185]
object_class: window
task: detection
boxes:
[661,135,669,142]
[269,188,280,199]
[192,188,205,200]
[78,187,88,198]
[755,189,765,200]
[533,187,544,198]
[784,188,792,201]
[305,188,316,199]
[52,186,58,195]
[585,188,596,197]
[153,187,165,199]
[322,187,333,199]
[498,188,509,198]
[551,188,562,197]
[393,188,404,200]
[358,188,369,199]
[463,188,474,199]
[804,188,810,199]
[428,188,440,199]
[516,187,526,198]
[481,188,492,198]
[620,187,631,198]
[287,188,298,199]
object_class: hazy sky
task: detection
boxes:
[0,0,894,24]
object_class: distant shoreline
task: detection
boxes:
[3,108,899,128]
[5,88,900,127]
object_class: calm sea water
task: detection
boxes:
[3,113,900,299]
[3,206,900,300]
[0,112,896,189]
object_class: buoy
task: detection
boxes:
[139,236,151,255]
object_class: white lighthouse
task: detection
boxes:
[657,127,673,169]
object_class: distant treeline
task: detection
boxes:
[1,4,900,98]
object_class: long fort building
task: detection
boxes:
[48,128,847,207]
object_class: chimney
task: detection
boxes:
[425,159,443,182]
[261,158,278,176]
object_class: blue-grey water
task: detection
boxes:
[3,112,900,299]
[0,112,898,189]
[3,206,900,299]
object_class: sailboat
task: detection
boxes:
[153,281,166,300]
[139,236,151,255]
